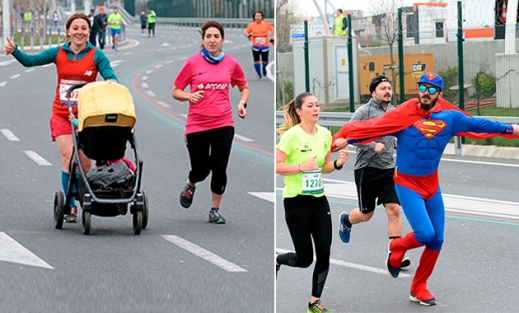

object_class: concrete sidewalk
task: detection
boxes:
[444,143,519,159]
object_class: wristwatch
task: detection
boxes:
[239,100,247,109]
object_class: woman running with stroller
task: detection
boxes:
[3,13,117,223]
[172,20,249,224]
[276,92,348,313]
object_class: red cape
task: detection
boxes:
[332,98,517,147]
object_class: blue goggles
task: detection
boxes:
[418,85,439,95]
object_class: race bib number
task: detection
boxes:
[255,37,266,45]
[301,170,324,194]
[59,79,86,105]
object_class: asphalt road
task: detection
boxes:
[0,24,275,312]
[276,150,519,313]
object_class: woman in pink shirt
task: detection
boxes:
[172,20,250,224]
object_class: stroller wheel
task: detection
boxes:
[133,210,142,235]
[82,210,91,235]
[142,191,149,230]
[54,191,65,229]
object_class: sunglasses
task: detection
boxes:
[418,85,438,95]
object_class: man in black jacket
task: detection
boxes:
[94,8,108,49]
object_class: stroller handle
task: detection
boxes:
[66,82,88,101]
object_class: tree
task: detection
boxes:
[276,0,296,53]
[368,0,403,104]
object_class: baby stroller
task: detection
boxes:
[53,81,148,235]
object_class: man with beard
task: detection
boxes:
[331,72,519,306]
[337,75,411,269]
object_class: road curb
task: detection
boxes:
[444,143,519,159]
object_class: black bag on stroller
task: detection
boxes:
[87,162,135,190]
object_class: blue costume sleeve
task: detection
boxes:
[452,111,513,135]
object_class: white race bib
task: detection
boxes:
[255,37,266,45]
[301,169,324,194]
[59,79,86,105]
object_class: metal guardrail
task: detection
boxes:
[276,111,519,156]
[154,17,274,29]
[275,111,519,127]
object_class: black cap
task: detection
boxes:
[369,75,390,94]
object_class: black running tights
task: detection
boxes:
[278,195,332,298]
[185,126,234,195]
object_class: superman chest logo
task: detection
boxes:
[413,120,447,139]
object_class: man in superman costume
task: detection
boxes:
[332,72,519,306]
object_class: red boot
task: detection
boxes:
[386,232,423,277]
[410,247,441,306]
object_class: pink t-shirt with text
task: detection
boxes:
[174,53,247,134]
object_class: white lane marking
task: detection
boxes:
[146,90,156,97]
[442,158,519,167]
[25,69,35,73]
[249,192,275,203]
[42,64,53,68]
[276,248,411,277]
[0,129,20,141]
[0,60,16,66]
[110,60,124,68]
[154,64,163,69]
[10,74,20,79]
[24,150,52,166]
[320,179,519,220]
[141,82,149,88]
[234,134,254,142]
[146,70,153,74]
[345,147,519,167]
[142,75,148,80]
[180,114,187,119]
[157,101,171,108]
[165,60,174,64]
[0,232,54,269]
[0,81,7,87]
[161,235,248,272]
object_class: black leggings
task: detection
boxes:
[252,49,269,63]
[148,23,155,36]
[185,126,234,195]
[278,195,332,298]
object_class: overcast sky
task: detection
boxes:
[293,0,418,17]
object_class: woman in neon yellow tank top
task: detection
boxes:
[275,92,348,313]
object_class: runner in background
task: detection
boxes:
[244,11,274,79]
[107,7,123,51]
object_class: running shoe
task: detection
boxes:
[179,179,196,209]
[208,208,225,224]
[262,67,267,77]
[385,240,400,278]
[64,206,77,223]
[308,300,331,313]
[338,212,352,243]
[410,291,436,306]
[401,256,411,268]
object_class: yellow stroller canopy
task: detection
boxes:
[77,81,136,131]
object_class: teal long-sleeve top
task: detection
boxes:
[11,41,118,81]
